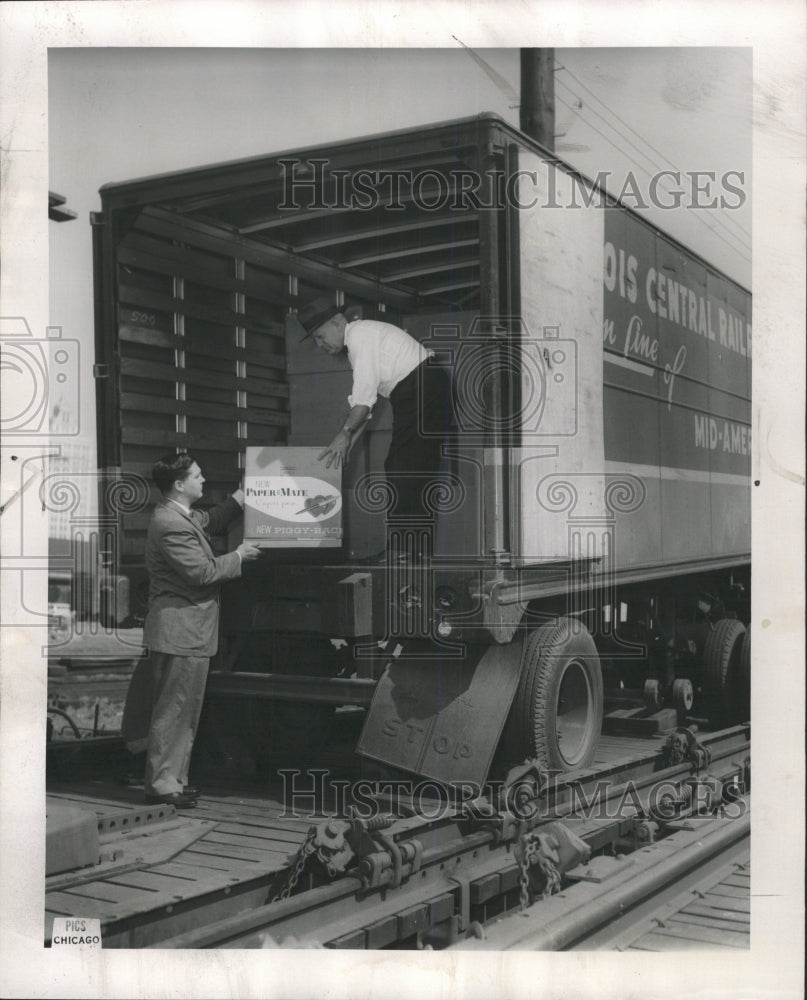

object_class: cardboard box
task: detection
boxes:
[244,446,343,548]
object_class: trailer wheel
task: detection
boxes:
[502,618,603,772]
[702,618,746,722]
[672,678,694,718]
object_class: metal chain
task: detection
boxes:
[517,831,563,909]
[518,848,531,911]
[270,827,317,903]
[517,829,534,911]
[534,850,561,899]
[518,833,540,911]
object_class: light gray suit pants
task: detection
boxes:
[143,651,209,796]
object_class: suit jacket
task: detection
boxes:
[143,497,243,657]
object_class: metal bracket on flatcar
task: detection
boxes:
[515,821,591,908]
[497,759,547,817]
[652,772,727,823]
[664,726,712,770]
[310,820,356,877]
[634,819,660,844]
[357,831,424,890]
[455,760,547,843]
[456,760,556,843]
[307,815,426,890]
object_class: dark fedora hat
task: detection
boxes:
[296,298,343,340]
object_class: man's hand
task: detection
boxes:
[318,429,351,469]
[236,542,262,562]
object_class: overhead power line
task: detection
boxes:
[554,89,751,265]
[451,41,751,266]
[554,61,751,248]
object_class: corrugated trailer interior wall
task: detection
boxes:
[115,208,291,563]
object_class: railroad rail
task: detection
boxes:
[566,833,750,951]
[452,808,750,950]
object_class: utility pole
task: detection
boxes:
[520,49,555,151]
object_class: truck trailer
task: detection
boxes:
[91,113,751,790]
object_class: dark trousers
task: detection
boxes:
[386,361,453,521]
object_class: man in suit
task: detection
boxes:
[122,453,260,807]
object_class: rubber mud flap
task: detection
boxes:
[357,640,524,787]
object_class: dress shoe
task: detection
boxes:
[145,791,198,808]
[182,786,201,798]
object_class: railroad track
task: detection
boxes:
[566,833,750,951]
[452,807,750,950]
[144,724,749,950]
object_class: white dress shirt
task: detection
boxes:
[345,319,433,409]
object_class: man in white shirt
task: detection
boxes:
[298,300,453,525]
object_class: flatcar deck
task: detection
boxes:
[45,782,309,947]
[45,726,698,947]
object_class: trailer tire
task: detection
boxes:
[702,618,746,722]
[502,618,603,772]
